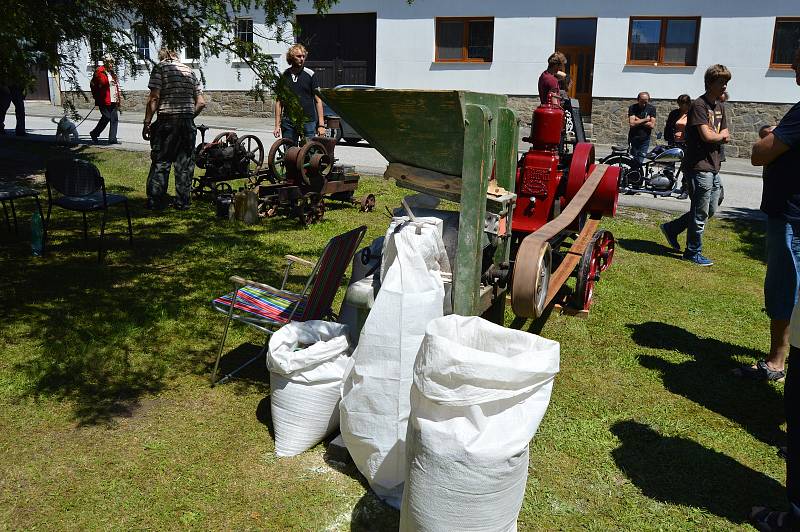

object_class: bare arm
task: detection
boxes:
[697,124,728,144]
[314,94,325,135]
[645,116,656,129]
[751,132,790,166]
[194,92,206,117]
[628,115,641,127]
[273,100,282,138]
[142,89,159,140]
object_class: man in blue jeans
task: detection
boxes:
[628,91,656,164]
[736,49,800,390]
[660,64,731,266]
[272,44,326,144]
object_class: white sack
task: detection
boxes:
[340,219,447,508]
[267,320,351,457]
[400,315,560,532]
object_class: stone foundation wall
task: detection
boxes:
[591,97,793,158]
[62,90,277,118]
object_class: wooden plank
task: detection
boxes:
[544,217,600,308]
[384,163,462,203]
[453,103,490,316]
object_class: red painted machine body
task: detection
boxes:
[512,102,618,235]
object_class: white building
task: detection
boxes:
[60,0,800,152]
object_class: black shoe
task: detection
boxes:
[146,198,167,211]
[171,200,190,211]
[90,131,99,143]
[108,139,121,145]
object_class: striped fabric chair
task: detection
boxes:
[210,225,367,385]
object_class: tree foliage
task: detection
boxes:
[0,0,341,120]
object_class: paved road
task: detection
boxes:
[7,107,765,219]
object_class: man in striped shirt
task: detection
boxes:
[142,47,206,210]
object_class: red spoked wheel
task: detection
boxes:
[574,229,615,311]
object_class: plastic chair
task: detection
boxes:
[210,224,367,385]
[45,159,133,262]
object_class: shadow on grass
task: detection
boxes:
[611,420,784,524]
[2,209,301,425]
[720,215,767,264]
[616,237,679,257]
[629,321,784,446]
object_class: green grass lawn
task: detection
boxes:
[0,141,782,530]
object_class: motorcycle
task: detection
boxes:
[599,134,686,198]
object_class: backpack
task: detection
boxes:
[89,69,104,104]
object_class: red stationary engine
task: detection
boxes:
[512,99,618,236]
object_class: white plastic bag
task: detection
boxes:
[267,320,351,457]
[400,315,560,531]
[340,219,447,508]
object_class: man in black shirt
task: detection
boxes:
[628,92,656,163]
[272,44,326,144]
[660,65,730,266]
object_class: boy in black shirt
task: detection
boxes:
[272,44,326,144]
[660,65,731,266]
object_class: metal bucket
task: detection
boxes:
[215,194,233,219]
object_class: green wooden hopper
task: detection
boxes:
[320,88,519,321]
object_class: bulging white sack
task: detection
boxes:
[340,219,447,508]
[400,315,560,532]
[267,320,351,457]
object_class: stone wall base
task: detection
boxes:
[61,90,277,118]
[591,97,793,158]
[61,90,792,158]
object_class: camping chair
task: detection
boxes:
[210,224,368,385]
[45,159,133,262]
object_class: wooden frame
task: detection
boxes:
[434,17,494,63]
[626,16,700,66]
[770,17,800,69]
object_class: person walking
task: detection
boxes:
[142,47,206,211]
[659,65,731,266]
[735,50,800,386]
[272,44,326,144]
[0,82,26,136]
[89,53,122,144]
[628,92,656,164]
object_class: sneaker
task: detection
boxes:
[108,139,121,144]
[660,223,681,252]
[682,253,713,266]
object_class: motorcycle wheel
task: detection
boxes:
[600,154,639,191]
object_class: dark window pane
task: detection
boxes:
[437,21,464,60]
[556,18,598,47]
[237,19,253,43]
[664,19,697,64]
[185,35,201,60]
[134,28,149,60]
[774,20,800,64]
[89,36,103,63]
[630,19,661,62]
[467,20,493,61]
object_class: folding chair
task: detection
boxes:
[45,159,133,262]
[210,224,367,385]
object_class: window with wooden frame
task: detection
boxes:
[627,17,700,66]
[435,17,494,62]
[133,26,150,60]
[771,18,800,68]
[236,18,254,44]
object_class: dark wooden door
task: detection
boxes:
[296,13,377,88]
[559,46,595,115]
[27,67,50,100]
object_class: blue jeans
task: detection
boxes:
[281,119,316,145]
[764,218,800,320]
[630,137,650,164]
[662,170,722,256]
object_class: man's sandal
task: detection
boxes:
[750,507,800,531]
[732,359,786,382]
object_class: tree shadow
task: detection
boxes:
[629,321,784,446]
[350,491,400,531]
[611,420,784,524]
